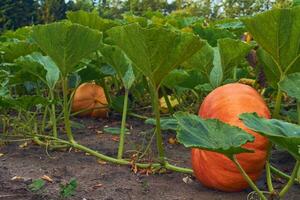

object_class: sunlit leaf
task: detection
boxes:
[242,7,300,75]
[67,10,119,32]
[107,23,205,87]
[32,22,102,76]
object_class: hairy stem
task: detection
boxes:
[61,77,75,144]
[149,83,165,164]
[117,89,129,159]
[273,88,282,119]
[265,144,275,193]
[279,161,300,198]
[232,156,267,200]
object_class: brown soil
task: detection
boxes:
[0,116,299,200]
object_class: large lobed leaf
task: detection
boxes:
[279,72,300,101]
[174,112,254,158]
[67,10,119,32]
[16,52,60,89]
[240,113,300,160]
[31,22,102,76]
[106,23,205,87]
[100,44,135,89]
[242,7,300,75]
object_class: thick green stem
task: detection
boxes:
[150,83,165,164]
[50,90,58,138]
[35,134,161,169]
[165,162,193,174]
[265,144,275,193]
[279,161,300,198]
[161,87,174,114]
[41,105,48,133]
[232,156,267,200]
[117,89,129,159]
[273,88,283,119]
[297,101,300,125]
[61,77,75,144]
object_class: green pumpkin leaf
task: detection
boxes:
[16,52,60,89]
[100,44,135,89]
[31,22,102,77]
[106,23,205,87]
[256,48,280,88]
[162,69,190,89]
[240,113,300,160]
[145,117,178,131]
[0,41,38,62]
[67,10,119,32]
[174,112,254,157]
[242,7,300,76]
[182,42,214,80]
[104,127,130,135]
[279,72,300,101]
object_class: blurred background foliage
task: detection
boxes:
[0,0,294,33]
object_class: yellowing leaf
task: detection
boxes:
[159,95,179,113]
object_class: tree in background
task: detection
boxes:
[0,0,39,32]
[39,0,67,23]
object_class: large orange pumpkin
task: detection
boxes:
[72,83,108,118]
[192,83,270,192]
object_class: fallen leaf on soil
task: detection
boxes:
[41,175,53,183]
[182,176,193,184]
[92,183,103,189]
[11,176,24,181]
[96,130,103,134]
[0,153,4,157]
[19,142,28,148]
[168,137,178,144]
[97,160,107,165]
[111,136,119,142]
[85,153,91,156]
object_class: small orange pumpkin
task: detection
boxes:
[192,83,270,192]
[72,83,108,118]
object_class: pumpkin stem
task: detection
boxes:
[117,89,129,159]
[149,82,166,164]
[62,77,76,144]
[265,144,275,193]
[273,88,283,119]
[279,160,300,198]
[232,156,267,200]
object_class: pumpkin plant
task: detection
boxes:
[99,44,136,159]
[105,23,205,171]
[242,6,300,118]
[31,22,103,144]
[15,52,60,139]
[183,38,252,88]
[242,6,300,191]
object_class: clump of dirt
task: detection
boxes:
[0,116,299,200]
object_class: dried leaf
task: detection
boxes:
[97,160,107,165]
[111,136,119,142]
[92,183,103,189]
[41,175,53,183]
[0,153,4,157]
[19,142,28,148]
[11,176,24,181]
[168,137,178,145]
